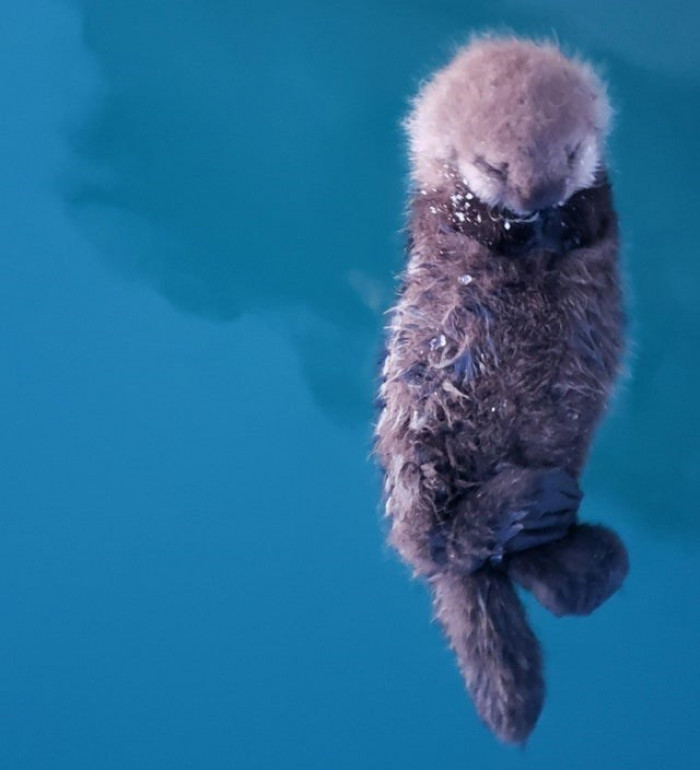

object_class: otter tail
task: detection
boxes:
[430,567,544,744]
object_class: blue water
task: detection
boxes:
[2,1,699,767]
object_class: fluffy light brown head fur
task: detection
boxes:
[405,36,612,215]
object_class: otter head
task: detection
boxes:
[405,37,612,216]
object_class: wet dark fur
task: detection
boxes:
[375,177,629,743]
[441,175,613,257]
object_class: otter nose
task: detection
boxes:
[520,181,566,212]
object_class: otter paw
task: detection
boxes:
[490,468,582,561]
[508,523,629,616]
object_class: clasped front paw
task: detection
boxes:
[495,468,582,555]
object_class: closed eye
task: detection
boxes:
[474,157,507,181]
[566,142,582,165]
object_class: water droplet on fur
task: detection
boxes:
[465,192,474,200]
[459,274,473,285]
[503,221,511,230]
[430,334,446,350]
[455,212,465,222]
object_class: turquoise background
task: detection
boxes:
[2,0,699,767]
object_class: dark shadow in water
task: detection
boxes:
[64,0,468,423]
[64,0,700,533]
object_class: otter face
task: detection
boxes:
[406,38,612,216]
[458,131,602,216]
[456,108,603,216]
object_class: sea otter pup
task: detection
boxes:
[375,37,629,744]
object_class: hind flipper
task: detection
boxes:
[508,523,629,617]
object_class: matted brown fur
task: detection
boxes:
[375,36,629,744]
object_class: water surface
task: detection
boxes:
[2,1,698,767]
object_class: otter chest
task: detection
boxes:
[446,263,568,391]
[439,263,584,447]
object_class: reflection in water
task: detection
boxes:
[66,0,422,422]
[65,0,700,529]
